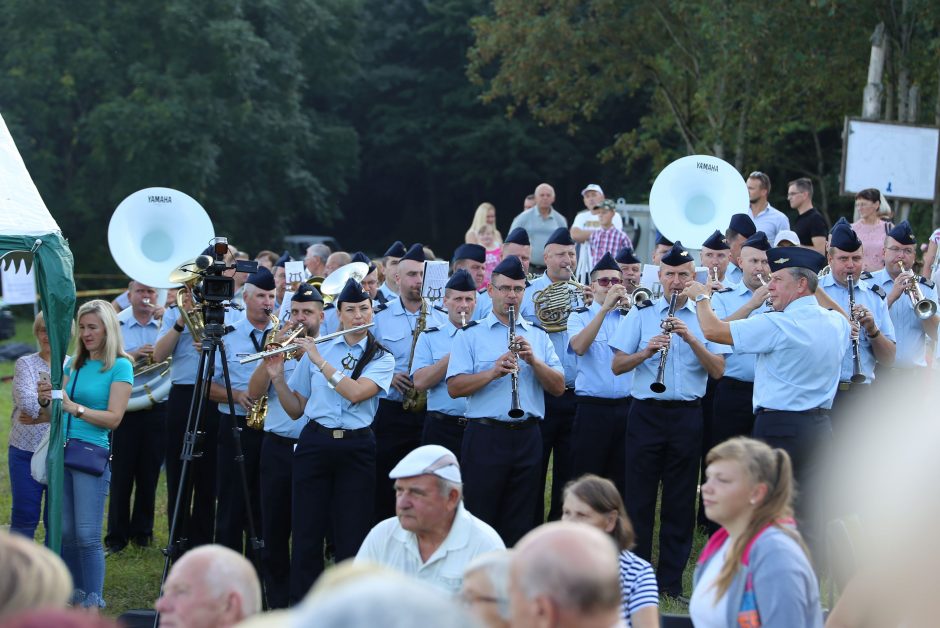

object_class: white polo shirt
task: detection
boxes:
[355,502,505,594]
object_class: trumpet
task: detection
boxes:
[616,285,654,313]
[650,291,680,393]
[237,323,375,364]
[897,262,938,320]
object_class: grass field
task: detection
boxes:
[1,314,702,617]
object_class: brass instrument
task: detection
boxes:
[532,280,585,333]
[846,275,866,384]
[898,262,937,320]
[507,305,524,418]
[320,262,370,304]
[650,291,680,393]
[169,262,207,343]
[237,324,375,363]
[617,285,653,313]
[711,266,720,284]
[402,300,428,413]
[246,311,281,430]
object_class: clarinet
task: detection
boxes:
[650,291,680,393]
[507,306,525,418]
[847,275,866,384]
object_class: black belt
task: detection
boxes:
[379,398,404,409]
[575,395,630,407]
[637,398,701,409]
[267,433,298,446]
[756,407,828,416]
[719,377,754,391]
[427,411,467,427]
[307,422,372,440]
[474,417,539,430]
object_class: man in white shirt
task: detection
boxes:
[571,184,625,283]
[356,445,505,594]
[747,171,790,245]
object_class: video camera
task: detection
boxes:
[192,237,257,326]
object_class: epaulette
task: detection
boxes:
[918,276,935,289]
[572,306,589,313]
[859,271,874,280]
[461,320,480,329]
[424,326,441,333]
[635,300,654,310]
[433,305,447,314]
[717,287,733,294]
[223,324,236,335]
[324,302,335,311]
[119,320,125,326]
[478,288,487,295]
[871,284,887,299]
[373,303,389,313]
[529,322,550,333]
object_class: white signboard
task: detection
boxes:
[422,261,450,307]
[1,261,36,304]
[842,118,940,202]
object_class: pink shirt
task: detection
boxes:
[851,219,892,272]
[482,248,500,287]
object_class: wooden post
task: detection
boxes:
[862,23,885,121]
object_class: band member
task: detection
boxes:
[474,227,532,321]
[412,269,477,460]
[651,234,673,266]
[447,255,565,546]
[609,242,728,598]
[615,247,643,289]
[688,246,850,548]
[372,243,449,522]
[209,267,276,561]
[273,252,289,312]
[452,243,487,290]
[267,278,394,602]
[106,281,166,554]
[355,252,382,302]
[724,213,757,285]
[567,253,634,497]
[863,220,939,380]
[699,229,731,290]
[377,240,407,304]
[246,284,324,609]
[521,227,578,523]
[820,223,896,419]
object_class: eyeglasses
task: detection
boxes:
[493,285,525,295]
[885,246,915,255]
[786,191,805,198]
[594,277,623,287]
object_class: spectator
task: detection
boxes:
[523,194,536,210]
[509,183,568,271]
[9,312,51,539]
[923,226,940,285]
[561,475,659,628]
[155,545,262,627]
[356,445,505,594]
[36,300,133,610]
[571,184,625,282]
[588,200,632,267]
[746,171,790,244]
[852,188,894,273]
[460,551,511,628]
[690,437,822,627]
[478,225,501,287]
[787,178,828,254]
[774,229,801,247]
[0,530,72,621]
[465,202,503,247]
[509,522,622,628]
[254,250,278,270]
[304,243,331,278]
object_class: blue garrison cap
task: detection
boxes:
[829,224,862,252]
[701,229,730,251]
[830,216,850,233]
[351,251,377,273]
[275,251,291,268]
[655,233,674,247]
[453,243,486,264]
[660,241,694,267]
[336,278,370,305]
[887,220,916,245]
[767,247,827,274]
[615,247,641,265]
[401,243,426,263]
[446,269,477,292]
[591,252,621,274]
[246,266,276,291]
[544,227,575,248]
[728,213,757,238]
[383,240,407,258]
[504,227,530,246]
[492,255,526,281]
[291,283,324,303]
[741,231,771,251]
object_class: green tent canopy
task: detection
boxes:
[1,111,76,552]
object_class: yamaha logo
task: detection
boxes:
[696,162,719,172]
[148,195,172,203]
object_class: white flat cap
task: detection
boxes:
[580,183,604,196]
[389,445,462,483]
[773,229,801,246]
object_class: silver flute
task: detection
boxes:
[237,323,374,364]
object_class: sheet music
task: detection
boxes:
[285,260,306,285]
[640,264,663,299]
[423,260,450,307]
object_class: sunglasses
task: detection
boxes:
[595,277,623,287]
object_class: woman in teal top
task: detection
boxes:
[38,299,133,609]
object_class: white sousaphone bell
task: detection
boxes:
[649,155,748,248]
[108,187,215,411]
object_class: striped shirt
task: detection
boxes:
[10,353,52,452]
[619,550,659,626]
[590,226,632,266]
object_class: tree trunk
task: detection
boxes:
[812,129,831,222]
[862,23,885,120]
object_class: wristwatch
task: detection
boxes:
[694,293,711,303]
[173,321,185,333]
[77,406,86,418]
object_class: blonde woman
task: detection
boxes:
[691,437,822,628]
[464,203,502,246]
[0,530,73,620]
[37,299,133,609]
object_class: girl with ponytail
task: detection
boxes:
[689,437,823,627]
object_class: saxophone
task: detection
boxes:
[402,299,428,413]
[246,311,280,430]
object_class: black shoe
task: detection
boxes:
[105,544,126,556]
[132,535,153,548]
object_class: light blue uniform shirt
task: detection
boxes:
[472,289,492,321]
[609,296,729,401]
[820,273,896,383]
[446,312,563,421]
[214,317,273,416]
[730,296,850,411]
[865,269,938,368]
[321,304,339,336]
[118,308,160,353]
[378,283,397,304]
[262,357,303,438]
[411,322,468,417]
[725,262,743,286]
[288,335,395,429]
[711,283,762,382]
[373,298,448,402]
[522,274,577,386]
[156,306,243,385]
[566,302,633,398]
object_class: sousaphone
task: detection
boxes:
[649,155,748,248]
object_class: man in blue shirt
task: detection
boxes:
[863,220,939,382]
[820,223,896,423]
[372,243,449,522]
[106,280,165,554]
[376,240,406,305]
[209,267,276,561]
[412,269,477,461]
[609,241,727,598]
[689,246,850,552]
[447,255,565,546]
[473,227,532,321]
[246,284,324,608]
[724,213,757,286]
[269,278,395,602]
[567,253,634,498]
[521,227,579,523]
